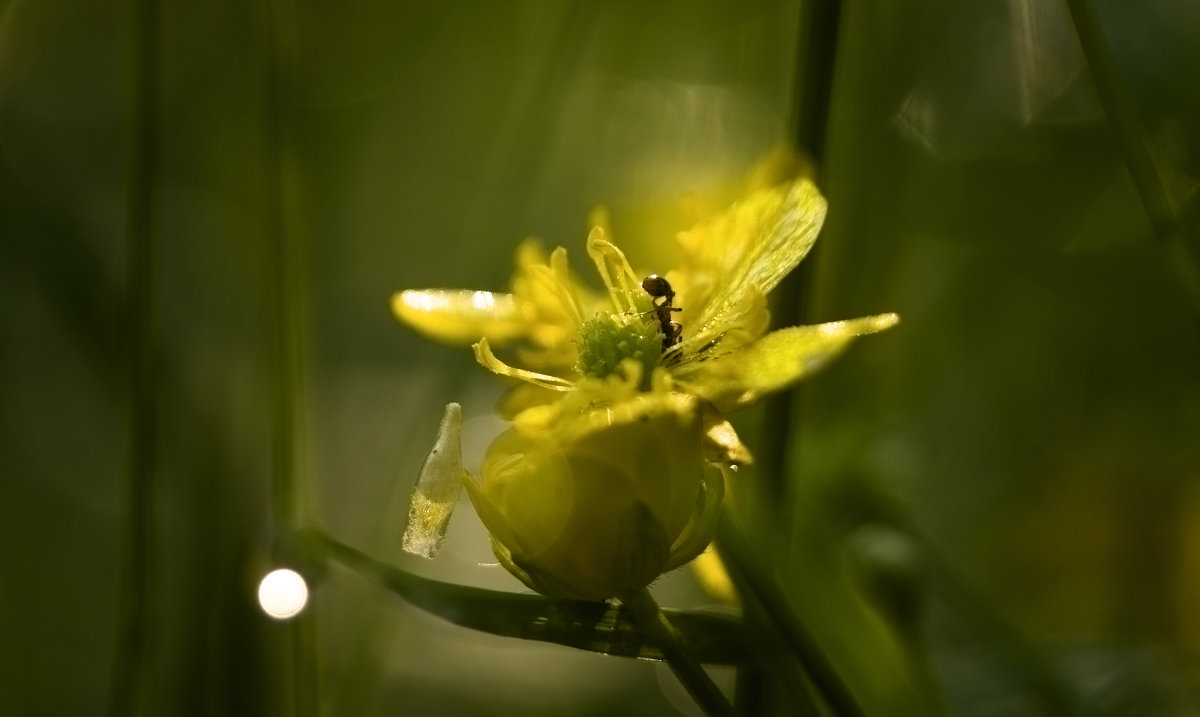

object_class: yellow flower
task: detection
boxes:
[394,174,898,461]
[395,170,898,600]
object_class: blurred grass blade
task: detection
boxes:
[110,0,161,714]
[313,530,749,665]
[1064,0,1200,318]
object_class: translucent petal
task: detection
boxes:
[510,241,588,353]
[586,227,644,313]
[673,286,770,362]
[401,403,468,558]
[473,338,575,391]
[686,313,900,411]
[677,178,827,350]
[394,240,593,371]
[548,246,586,325]
[392,289,523,345]
[701,409,754,467]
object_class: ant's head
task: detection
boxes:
[641,274,674,300]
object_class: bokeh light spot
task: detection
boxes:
[257,568,308,619]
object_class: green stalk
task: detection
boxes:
[110,0,161,714]
[749,4,845,712]
[620,588,736,717]
[760,0,845,516]
[260,0,315,713]
[1064,0,1200,317]
[715,510,865,717]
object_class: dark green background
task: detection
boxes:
[2,0,1198,715]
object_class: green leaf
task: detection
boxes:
[314,530,749,665]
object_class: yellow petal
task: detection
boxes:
[586,227,644,313]
[686,313,900,411]
[701,409,754,467]
[677,177,827,350]
[511,242,588,348]
[674,286,770,362]
[473,338,575,391]
[691,546,740,606]
[744,146,816,193]
[392,289,524,345]
[494,382,564,421]
[401,403,469,559]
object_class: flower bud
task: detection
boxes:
[464,392,724,601]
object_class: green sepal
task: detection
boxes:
[401,403,468,558]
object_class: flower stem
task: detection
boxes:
[1064,0,1200,318]
[760,0,846,519]
[261,0,316,713]
[715,510,865,717]
[620,587,736,717]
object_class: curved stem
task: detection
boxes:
[620,587,736,717]
[314,530,749,664]
[715,510,865,717]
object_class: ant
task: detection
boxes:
[641,274,682,352]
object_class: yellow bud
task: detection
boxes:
[464,392,724,601]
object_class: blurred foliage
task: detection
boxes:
[1,0,1198,715]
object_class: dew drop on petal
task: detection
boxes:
[471,291,496,310]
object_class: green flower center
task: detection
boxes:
[576,305,662,382]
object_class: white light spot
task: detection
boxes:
[818,320,847,336]
[257,568,309,619]
[401,290,437,312]
[471,291,496,310]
